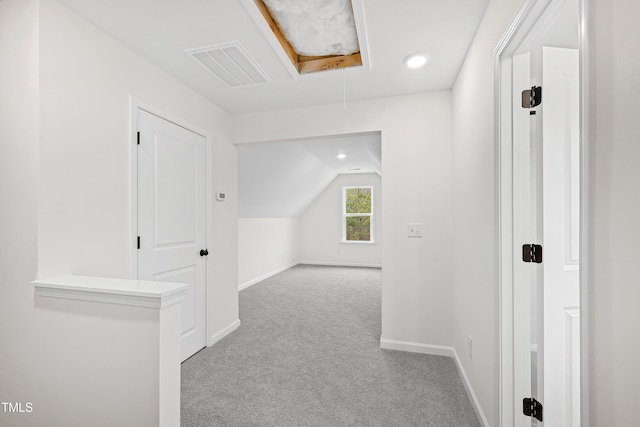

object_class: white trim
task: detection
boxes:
[379,339,489,427]
[209,319,241,346]
[238,262,382,291]
[578,0,591,423]
[380,339,454,357]
[239,262,299,291]
[452,348,491,427]
[299,261,382,269]
[128,97,139,280]
[342,185,374,243]
[32,275,188,309]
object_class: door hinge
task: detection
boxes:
[521,86,542,109]
[523,397,543,422]
[137,236,140,249]
[522,244,543,263]
[137,131,140,145]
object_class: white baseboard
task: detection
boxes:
[379,339,489,427]
[238,262,299,291]
[299,261,382,269]
[380,339,455,357]
[451,348,490,427]
[208,319,241,347]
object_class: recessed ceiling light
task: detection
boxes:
[404,53,428,69]
[337,153,347,159]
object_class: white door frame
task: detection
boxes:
[494,0,591,426]
[128,96,213,346]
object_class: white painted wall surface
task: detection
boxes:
[0,0,238,425]
[238,218,299,288]
[589,0,640,424]
[0,1,40,425]
[450,0,524,425]
[299,173,382,267]
[32,298,176,427]
[234,91,454,347]
[37,0,238,341]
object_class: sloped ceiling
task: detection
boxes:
[238,133,381,218]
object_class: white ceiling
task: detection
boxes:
[57,0,490,115]
[56,0,490,218]
[238,133,381,217]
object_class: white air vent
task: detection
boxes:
[186,41,271,88]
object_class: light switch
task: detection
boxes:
[408,223,422,238]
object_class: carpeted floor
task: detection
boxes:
[181,265,482,427]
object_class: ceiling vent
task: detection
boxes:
[186,41,272,88]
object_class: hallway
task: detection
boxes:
[181,265,480,427]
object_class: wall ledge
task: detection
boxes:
[31,275,188,309]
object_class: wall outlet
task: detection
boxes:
[408,223,423,238]
[467,335,473,360]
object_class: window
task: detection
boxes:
[342,186,374,242]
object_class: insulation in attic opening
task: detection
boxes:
[256,0,363,74]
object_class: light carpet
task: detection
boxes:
[181,265,481,427]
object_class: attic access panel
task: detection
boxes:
[242,0,370,77]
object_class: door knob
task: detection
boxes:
[200,249,209,257]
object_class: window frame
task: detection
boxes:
[341,185,375,244]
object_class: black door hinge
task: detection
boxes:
[522,244,543,263]
[137,236,140,249]
[523,397,543,422]
[522,86,542,109]
[137,131,140,145]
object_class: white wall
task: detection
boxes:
[37,0,238,339]
[0,1,40,425]
[234,91,454,347]
[589,0,640,424]
[238,218,299,288]
[450,0,524,425]
[0,0,238,425]
[299,173,382,267]
[451,1,640,426]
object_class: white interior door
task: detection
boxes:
[513,46,580,427]
[540,46,581,427]
[137,109,207,362]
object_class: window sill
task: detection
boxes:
[341,240,376,245]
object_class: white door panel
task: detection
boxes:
[137,109,207,362]
[541,46,580,427]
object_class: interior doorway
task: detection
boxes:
[236,132,383,290]
[496,0,587,425]
[133,105,210,362]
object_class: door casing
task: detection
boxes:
[494,0,591,425]
[128,97,214,348]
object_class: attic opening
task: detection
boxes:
[243,0,370,76]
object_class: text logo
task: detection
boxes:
[1,402,33,413]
